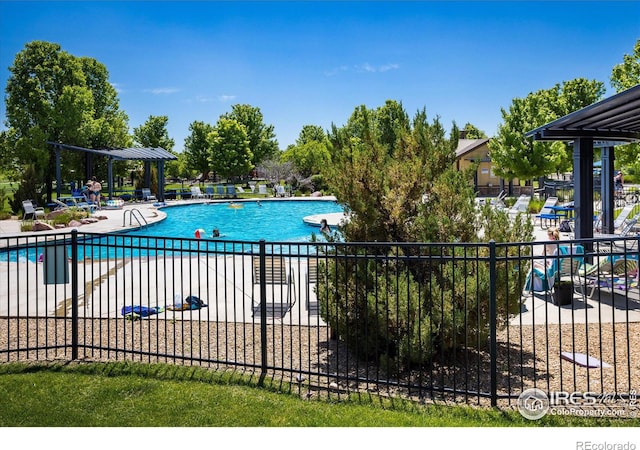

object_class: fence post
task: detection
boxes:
[258,239,268,384]
[489,239,497,407]
[71,230,79,360]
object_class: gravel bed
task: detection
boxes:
[1,317,638,409]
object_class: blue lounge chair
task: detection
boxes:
[226,184,237,198]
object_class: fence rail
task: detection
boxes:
[1,231,638,408]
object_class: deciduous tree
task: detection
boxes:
[208,118,253,180]
[3,40,129,202]
[488,78,605,180]
[133,115,174,151]
[183,120,213,180]
[221,104,278,166]
[610,39,640,168]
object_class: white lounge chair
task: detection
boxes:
[190,186,205,199]
[595,203,636,234]
[258,185,269,197]
[508,195,531,215]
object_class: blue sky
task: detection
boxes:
[1,1,639,152]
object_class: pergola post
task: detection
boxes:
[144,162,151,190]
[600,146,615,234]
[157,161,165,202]
[55,147,62,199]
[573,138,594,241]
[107,158,114,200]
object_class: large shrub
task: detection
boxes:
[317,101,533,371]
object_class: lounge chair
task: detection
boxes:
[54,198,96,213]
[251,256,296,319]
[236,186,245,194]
[258,185,269,197]
[190,186,205,199]
[142,188,157,202]
[491,190,507,209]
[22,200,45,221]
[595,203,636,233]
[508,194,531,215]
[204,186,215,199]
[575,256,639,299]
[226,185,237,198]
[215,185,226,198]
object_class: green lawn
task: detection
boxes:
[0,361,638,428]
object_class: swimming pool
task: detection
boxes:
[1,200,344,262]
[128,199,345,241]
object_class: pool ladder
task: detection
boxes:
[122,208,148,229]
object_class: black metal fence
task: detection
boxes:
[1,230,638,408]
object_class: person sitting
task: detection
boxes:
[524,226,565,292]
[320,218,331,234]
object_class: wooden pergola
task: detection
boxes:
[47,142,177,202]
[526,84,640,239]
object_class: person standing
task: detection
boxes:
[614,170,624,194]
[89,176,102,208]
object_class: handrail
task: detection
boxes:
[122,208,148,228]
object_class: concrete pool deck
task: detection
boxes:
[1,200,639,325]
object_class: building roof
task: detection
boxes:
[525,84,640,144]
[47,142,177,161]
[455,138,490,159]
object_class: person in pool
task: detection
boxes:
[320,218,331,234]
[212,228,220,238]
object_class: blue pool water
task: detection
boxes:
[129,199,344,241]
[2,200,344,262]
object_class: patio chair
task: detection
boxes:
[204,185,215,199]
[258,184,269,197]
[215,185,226,198]
[251,255,296,319]
[142,188,157,202]
[22,200,45,221]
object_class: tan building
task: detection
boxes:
[454,137,532,197]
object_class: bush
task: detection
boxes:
[317,240,525,371]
